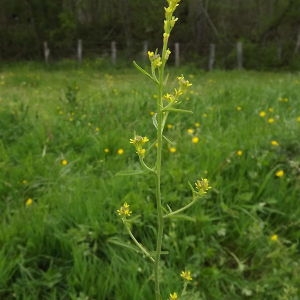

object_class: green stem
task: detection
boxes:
[163,197,199,219]
[123,220,155,263]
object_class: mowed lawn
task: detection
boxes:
[0,62,300,299]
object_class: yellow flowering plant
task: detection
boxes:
[117,0,212,299]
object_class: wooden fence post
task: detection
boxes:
[43,41,50,64]
[111,41,117,65]
[174,42,180,67]
[237,41,243,69]
[143,41,148,62]
[77,39,82,64]
[208,43,215,71]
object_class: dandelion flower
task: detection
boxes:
[259,111,266,117]
[270,234,278,242]
[236,150,243,156]
[187,128,194,135]
[117,148,124,155]
[194,122,201,127]
[169,292,178,300]
[169,147,177,153]
[267,118,275,124]
[117,202,132,217]
[180,270,193,281]
[192,136,199,144]
[61,159,68,166]
[104,148,110,153]
[25,198,33,207]
[275,170,284,177]
[271,140,279,147]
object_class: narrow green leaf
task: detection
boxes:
[116,169,146,176]
[163,107,193,114]
[133,61,158,83]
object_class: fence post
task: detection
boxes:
[174,42,180,67]
[143,41,148,62]
[237,41,243,69]
[208,43,215,71]
[77,39,82,64]
[43,41,50,64]
[111,41,117,65]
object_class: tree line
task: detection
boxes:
[0,0,299,69]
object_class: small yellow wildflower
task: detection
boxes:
[95,127,100,132]
[296,116,300,122]
[194,122,201,127]
[259,111,266,117]
[268,107,274,112]
[275,169,284,177]
[192,136,199,144]
[236,106,242,111]
[271,140,279,147]
[130,136,149,158]
[117,148,124,155]
[187,128,194,135]
[104,148,110,153]
[117,202,132,217]
[169,292,178,300]
[270,234,278,242]
[22,180,28,185]
[25,198,33,207]
[167,124,174,129]
[169,147,177,153]
[180,270,193,281]
[195,178,211,195]
[149,111,155,116]
[267,118,275,124]
[236,150,243,156]
[61,159,68,166]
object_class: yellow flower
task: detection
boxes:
[104,148,110,153]
[117,148,124,155]
[236,106,242,111]
[195,178,211,195]
[268,107,274,112]
[236,150,243,156]
[169,292,178,300]
[169,147,177,153]
[296,116,300,122]
[267,118,275,124]
[180,270,193,281]
[167,124,174,129]
[25,198,33,207]
[130,136,149,158]
[275,170,284,177]
[270,234,278,242]
[192,136,199,144]
[271,140,279,147]
[61,159,68,166]
[187,128,194,135]
[259,111,266,117]
[117,202,132,217]
[95,127,100,132]
[194,122,201,127]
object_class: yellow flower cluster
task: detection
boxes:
[180,270,193,281]
[195,178,211,196]
[130,136,149,158]
[163,75,192,104]
[117,202,132,217]
[148,51,162,69]
[169,292,178,300]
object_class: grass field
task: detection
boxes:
[0,62,300,299]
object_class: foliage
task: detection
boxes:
[0,62,299,299]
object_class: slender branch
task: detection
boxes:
[123,220,155,263]
[164,197,199,219]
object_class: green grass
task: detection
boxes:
[0,62,300,299]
